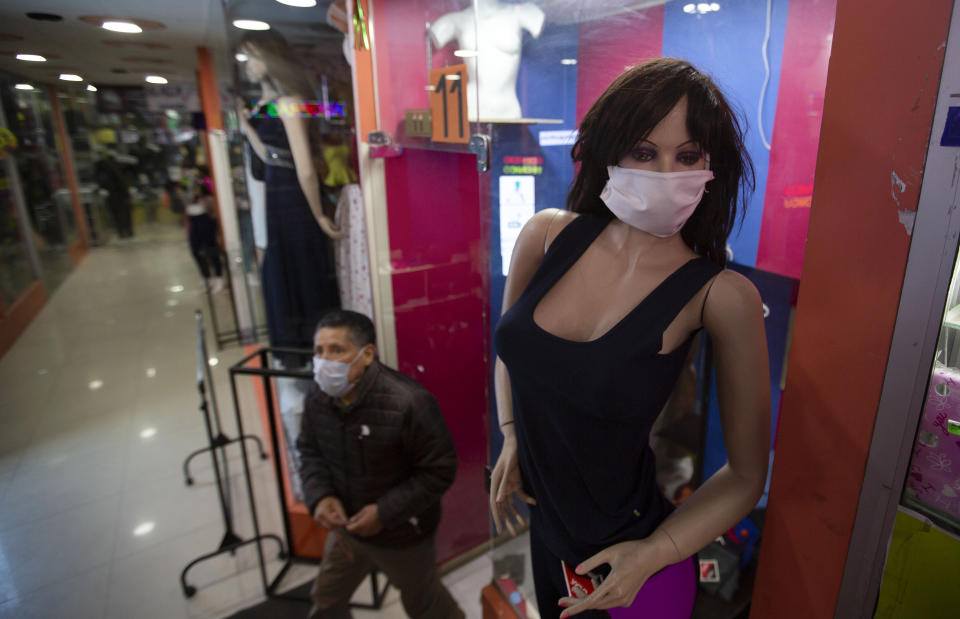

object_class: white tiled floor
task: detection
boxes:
[0,224,494,618]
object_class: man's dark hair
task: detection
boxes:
[315,310,376,348]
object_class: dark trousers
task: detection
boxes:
[188,214,222,278]
[308,530,464,619]
[109,198,133,237]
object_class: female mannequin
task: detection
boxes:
[236,30,343,357]
[491,58,770,618]
[237,31,344,500]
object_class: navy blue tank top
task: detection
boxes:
[494,214,723,565]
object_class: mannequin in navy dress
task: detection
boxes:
[237,31,344,499]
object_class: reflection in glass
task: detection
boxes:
[0,73,75,293]
[903,246,960,535]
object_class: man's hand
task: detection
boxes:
[346,504,383,537]
[313,496,348,529]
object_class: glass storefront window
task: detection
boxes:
[0,73,75,293]
[0,160,37,308]
[370,0,836,613]
[903,245,960,535]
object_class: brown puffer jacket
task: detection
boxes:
[296,360,459,547]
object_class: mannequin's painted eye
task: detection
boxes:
[677,151,702,166]
[629,147,655,162]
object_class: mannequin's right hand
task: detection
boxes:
[489,434,536,537]
[317,215,346,240]
[314,496,348,529]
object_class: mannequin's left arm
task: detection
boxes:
[651,270,771,563]
[278,97,342,239]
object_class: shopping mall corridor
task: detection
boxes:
[0,223,489,619]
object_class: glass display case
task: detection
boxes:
[902,250,960,534]
[0,154,38,309]
[0,73,76,293]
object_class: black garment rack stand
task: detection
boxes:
[180,311,286,598]
[182,309,268,485]
[228,346,389,608]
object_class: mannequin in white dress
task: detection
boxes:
[429,0,545,121]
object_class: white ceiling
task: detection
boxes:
[0,0,231,88]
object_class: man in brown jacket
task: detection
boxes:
[296,310,464,619]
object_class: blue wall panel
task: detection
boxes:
[662,0,790,268]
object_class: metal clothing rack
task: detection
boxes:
[181,309,269,485]
[228,346,389,608]
[179,311,285,598]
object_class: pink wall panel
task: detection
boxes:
[755,0,837,279]
[374,0,464,140]
[384,148,490,563]
[575,7,664,125]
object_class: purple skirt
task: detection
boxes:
[608,556,696,618]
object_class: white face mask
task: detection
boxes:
[600,166,714,237]
[313,348,365,398]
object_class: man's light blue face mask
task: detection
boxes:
[313,348,365,398]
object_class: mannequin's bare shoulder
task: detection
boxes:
[276,94,301,107]
[517,208,576,256]
[702,270,764,339]
[517,3,545,37]
[502,209,576,310]
[429,9,468,47]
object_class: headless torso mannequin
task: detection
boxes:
[491,60,771,618]
[429,0,545,120]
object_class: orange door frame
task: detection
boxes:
[751,1,955,617]
[48,85,90,262]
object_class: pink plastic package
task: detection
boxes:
[907,366,960,520]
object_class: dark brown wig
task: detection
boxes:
[567,57,754,266]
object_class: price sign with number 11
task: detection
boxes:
[429,64,470,144]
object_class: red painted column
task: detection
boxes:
[195,47,224,223]
[48,85,90,258]
[751,1,954,617]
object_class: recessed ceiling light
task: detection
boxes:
[87,84,98,92]
[59,74,83,82]
[102,21,143,34]
[453,50,478,58]
[145,75,168,84]
[275,0,318,7]
[235,52,248,62]
[15,53,46,62]
[14,83,34,90]
[560,58,577,65]
[133,521,155,536]
[232,19,270,31]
